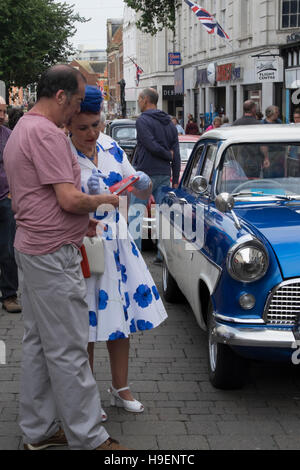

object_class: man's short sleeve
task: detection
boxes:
[31,132,75,185]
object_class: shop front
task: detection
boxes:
[280,35,300,122]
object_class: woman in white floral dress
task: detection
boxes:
[68,86,168,419]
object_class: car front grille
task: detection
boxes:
[264,279,300,326]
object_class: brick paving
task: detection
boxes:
[1,249,300,450]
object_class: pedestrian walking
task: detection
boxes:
[0,97,21,314]
[3,65,127,451]
[129,88,180,264]
[68,85,168,419]
[232,100,262,126]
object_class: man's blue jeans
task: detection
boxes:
[128,175,170,256]
[0,197,18,301]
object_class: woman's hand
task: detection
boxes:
[134,171,151,191]
[87,168,100,194]
[86,218,98,237]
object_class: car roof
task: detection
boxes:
[201,124,300,143]
[110,119,136,126]
[179,135,200,142]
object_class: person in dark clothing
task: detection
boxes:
[0,97,21,313]
[232,100,262,126]
[185,115,200,135]
[8,107,24,130]
[129,88,180,263]
[232,100,270,177]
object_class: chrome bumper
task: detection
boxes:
[212,321,297,348]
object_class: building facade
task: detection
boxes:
[175,0,300,128]
[123,5,184,118]
[107,19,124,116]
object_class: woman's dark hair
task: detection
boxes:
[37,65,86,101]
[8,108,24,130]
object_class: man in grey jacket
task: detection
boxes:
[129,88,180,263]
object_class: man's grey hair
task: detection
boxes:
[265,105,278,118]
[140,88,159,106]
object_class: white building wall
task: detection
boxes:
[123,5,176,116]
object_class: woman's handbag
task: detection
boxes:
[80,236,105,277]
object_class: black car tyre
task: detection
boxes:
[207,300,246,390]
[162,258,183,303]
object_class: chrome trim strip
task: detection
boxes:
[215,313,265,324]
[212,321,296,348]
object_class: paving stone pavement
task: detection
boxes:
[1,249,300,450]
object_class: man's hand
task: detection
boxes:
[86,218,98,237]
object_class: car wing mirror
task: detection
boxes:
[215,193,241,230]
[191,176,208,194]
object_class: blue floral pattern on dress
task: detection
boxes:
[89,311,97,327]
[131,242,139,257]
[130,319,137,333]
[109,142,124,163]
[137,319,154,331]
[152,286,160,301]
[103,171,122,187]
[133,284,153,308]
[123,292,130,321]
[120,264,127,283]
[109,330,126,340]
[99,290,109,310]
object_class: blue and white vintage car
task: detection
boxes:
[159,125,300,389]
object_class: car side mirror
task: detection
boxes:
[215,193,235,213]
[215,193,241,230]
[191,176,208,194]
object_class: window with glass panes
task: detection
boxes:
[282,0,300,28]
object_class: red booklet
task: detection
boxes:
[80,245,91,278]
[109,175,139,195]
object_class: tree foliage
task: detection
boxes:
[124,0,177,35]
[0,0,87,88]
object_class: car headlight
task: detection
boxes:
[226,239,269,283]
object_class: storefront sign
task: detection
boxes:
[162,85,183,98]
[174,68,184,94]
[216,63,242,82]
[168,52,181,66]
[255,58,279,82]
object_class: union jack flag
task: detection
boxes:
[129,57,144,86]
[183,0,230,40]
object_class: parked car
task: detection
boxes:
[159,125,300,389]
[140,135,200,247]
[106,119,137,161]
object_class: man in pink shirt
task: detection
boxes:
[3,65,127,451]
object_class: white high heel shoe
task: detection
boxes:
[101,407,108,422]
[108,385,144,413]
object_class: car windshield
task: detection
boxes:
[179,142,196,162]
[112,127,137,141]
[217,143,300,198]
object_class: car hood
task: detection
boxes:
[235,204,300,278]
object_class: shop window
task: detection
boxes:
[282,0,300,28]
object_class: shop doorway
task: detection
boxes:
[215,87,226,115]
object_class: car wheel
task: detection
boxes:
[207,300,246,390]
[162,258,183,303]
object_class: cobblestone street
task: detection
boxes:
[1,249,300,450]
